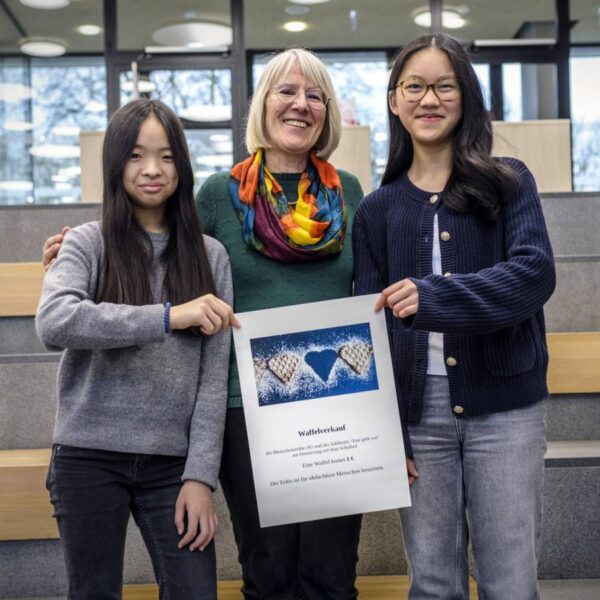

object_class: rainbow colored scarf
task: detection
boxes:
[229,149,346,262]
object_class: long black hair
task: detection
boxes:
[96,98,215,309]
[383,34,519,220]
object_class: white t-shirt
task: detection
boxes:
[427,213,447,376]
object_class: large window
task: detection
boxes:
[570,53,600,191]
[0,57,106,205]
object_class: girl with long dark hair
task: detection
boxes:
[36,98,237,599]
[353,35,555,599]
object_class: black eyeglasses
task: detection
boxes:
[393,76,460,102]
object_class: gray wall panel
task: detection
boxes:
[545,261,600,332]
[0,318,47,355]
[0,205,100,263]
[541,194,600,257]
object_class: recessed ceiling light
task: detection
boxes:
[0,180,34,192]
[209,133,231,142]
[51,125,81,136]
[52,174,70,182]
[77,24,102,36]
[414,9,466,29]
[121,79,157,94]
[289,0,330,4]
[20,38,66,57]
[3,120,34,131]
[153,22,232,48]
[285,5,310,15]
[58,165,81,177]
[284,21,308,32]
[84,100,106,113]
[0,83,35,102]
[29,144,80,159]
[212,140,233,154]
[19,0,70,8]
[179,105,232,122]
[195,154,233,168]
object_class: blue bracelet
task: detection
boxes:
[164,302,171,333]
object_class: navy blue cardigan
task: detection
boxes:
[353,158,555,452]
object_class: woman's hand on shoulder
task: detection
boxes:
[42,226,70,271]
[175,480,218,551]
[170,294,240,335]
[375,278,419,319]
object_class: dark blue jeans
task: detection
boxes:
[46,445,217,600]
[219,408,362,600]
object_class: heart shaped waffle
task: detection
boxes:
[267,353,302,386]
[339,342,373,376]
[253,358,268,386]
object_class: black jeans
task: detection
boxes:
[46,445,217,600]
[219,408,362,600]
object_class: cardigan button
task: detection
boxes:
[446,356,457,367]
[440,231,451,241]
[453,405,464,415]
[429,194,439,204]
[443,271,452,277]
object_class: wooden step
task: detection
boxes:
[0,263,44,317]
[122,577,478,599]
[0,448,56,540]
[546,332,600,394]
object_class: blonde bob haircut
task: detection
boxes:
[245,48,342,160]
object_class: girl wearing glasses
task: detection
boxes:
[353,35,555,599]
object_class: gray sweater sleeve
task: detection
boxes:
[183,236,233,487]
[36,222,166,350]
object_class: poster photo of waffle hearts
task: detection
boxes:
[233,294,410,527]
[250,323,379,407]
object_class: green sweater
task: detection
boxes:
[196,169,364,407]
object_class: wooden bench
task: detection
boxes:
[0,262,44,317]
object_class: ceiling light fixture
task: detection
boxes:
[3,120,34,131]
[58,165,81,177]
[284,21,308,32]
[0,82,35,102]
[179,105,232,122]
[19,0,70,9]
[209,133,231,142]
[77,24,102,36]
[195,154,233,168]
[84,100,106,113]
[285,5,310,15]
[289,0,330,5]
[20,38,67,57]
[29,144,80,159]
[152,22,232,49]
[121,79,157,94]
[51,125,81,136]
[414,9,466,29]
[0,180,34,192]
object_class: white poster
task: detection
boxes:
[233,294,410,527]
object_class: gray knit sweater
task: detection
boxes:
[35,221,233,490]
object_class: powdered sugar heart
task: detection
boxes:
[304,349,338,382]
